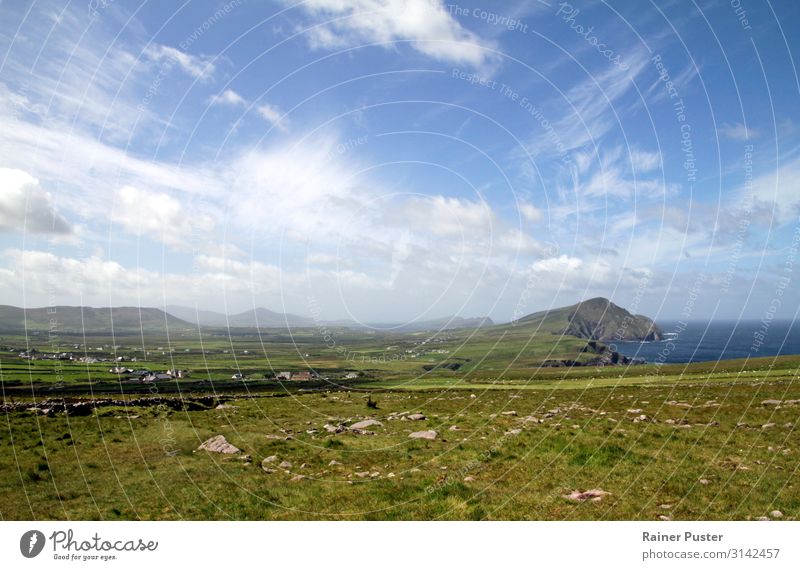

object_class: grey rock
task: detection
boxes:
[350,419,383,430]
[196,435,241,454]
[409,430,437,440]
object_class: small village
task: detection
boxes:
[11,348,360,383]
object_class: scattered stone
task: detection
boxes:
[262,468,275,474]
[762,423,776,429]
[449,425,460,431]
[770,510,783,519]
[658,515,672,521]
[470,394,476,398]
[387,472,395,478]
[263,455,279,464]
[409,430,438,440]
[505,429,522,436]
[755,516,770,521]
[354,471,370,478]
[278,460,293,470]
[762,399,783,406]
[215,404,236,410]
[464,476,476,482]
[501,410,518,416]
[196,435,241,454]
[290,474,305,481]
[407,413,427,421]
[659,504,673,509]
[328,460,341,466]
[522,416,541,424]
[350,419,383,430]
[563,489,611,502]
[627,409,643,414]
[324,423,346,434]
[699,478,710,485]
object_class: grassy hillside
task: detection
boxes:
[0,306,192,332]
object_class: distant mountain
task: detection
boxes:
[227,307,314,328]
[165,305,315,328]
[392,315,495,333]
[515,297,663,342]
[164,306,230,327]
[0,305,191,332]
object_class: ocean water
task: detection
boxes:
[612,320,800,364]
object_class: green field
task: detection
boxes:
[1,328,799,520]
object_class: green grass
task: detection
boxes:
[2,376,799,520]
[2,329,799,520]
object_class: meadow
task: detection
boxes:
[1,328,799,520]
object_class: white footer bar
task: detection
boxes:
[2,521,798,569]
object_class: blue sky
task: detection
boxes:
[0,0,799,325]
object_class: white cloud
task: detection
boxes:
[111,186,214,249]
[144,44,216,81]
[0,168,72,235]
[531,255,583,274]
[257,103,289,132]
[229,135,370,238]
[208,89,246,106]
[719,122,760,141]
[392,195,494,237]
[286,0,496,68]
[0,248,293,310]
[206,90,288,130]
[519,202,543,223]
[630,150,661,172]
[307,253,340,266]
[741,153,800,224]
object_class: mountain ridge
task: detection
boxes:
[0,305,191,332]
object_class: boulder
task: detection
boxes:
[196,435,241,454]
[261,456,279,471]
[350,419,383,430]
[407,413,426,421]
[563,489,611,502]
[409,430,437,440]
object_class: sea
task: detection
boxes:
[612,320,800,364]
